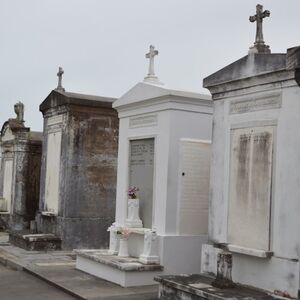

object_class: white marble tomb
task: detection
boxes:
[76,46,213,287]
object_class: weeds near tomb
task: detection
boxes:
[128,186,139,199]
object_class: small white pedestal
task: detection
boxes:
[118,238,129,257]
[108,224,120,255]
[125,198,143,228]
[139,230,160,264]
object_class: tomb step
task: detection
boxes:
[75,249,163,287]
[154,274,279,300]
[9,231,61,251]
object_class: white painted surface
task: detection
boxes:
[44,130,62,214]
[178,139,210,235]
[232,254,299,297]
[159,235,207,274]
[3,159,13,213]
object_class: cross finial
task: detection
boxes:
[249,4,271,54]
[14,101,25,124]
[56,66,65,91]
[144,45,162,84]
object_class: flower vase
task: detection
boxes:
[118,238,129,257]
[125,198,143,228]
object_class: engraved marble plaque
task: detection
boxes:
[47,114,63,126]
[44,131,62,214]
[129,114,157,129]
[230,94,281,114]
[129,138,154,228]
[228,126,274,251]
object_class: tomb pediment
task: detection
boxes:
[40,90,116,113]
[113,82,211,110]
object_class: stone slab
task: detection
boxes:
[9,231,61,251]
[155,274,277,300]
[228,126,273,251]
[227,244,273,258]
[75,249,163,272]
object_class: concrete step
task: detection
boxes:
[75,249,163,287]
[9,231,62,251]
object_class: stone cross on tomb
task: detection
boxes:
[56,66,65,91]
[144,45,162,84]
[249,4,271,54]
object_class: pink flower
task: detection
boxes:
[128,186,139,199]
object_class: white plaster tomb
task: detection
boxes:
[201,40,300,297]
[76,46,213,287]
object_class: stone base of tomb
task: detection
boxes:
[154,274,278,300]
[75,249,163,287]
[9,230,61,251]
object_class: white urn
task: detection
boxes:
[125,198,143,228]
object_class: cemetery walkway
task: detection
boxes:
[0,264,75,300]
[0,232,158,300]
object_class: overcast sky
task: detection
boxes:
[0,0,299,131]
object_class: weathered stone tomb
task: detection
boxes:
[0,102,42,231]
[76,46,213,287]
[204,5,300,299]
[30,69,119,250]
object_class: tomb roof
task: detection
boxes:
[40,89,117,112]
[203,53,286,89]
[204,46,300,91]
[28,131,43,141]
[113,81,211,109]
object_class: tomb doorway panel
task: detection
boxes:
[44,130,62,214]
[177,139,210,235]
[3,159,13,213]
[228,125,274,251]
[129,138,155,229]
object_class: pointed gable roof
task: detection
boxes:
[113,82,211,110]
[203,53,287,90]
